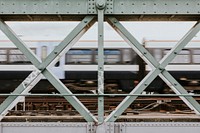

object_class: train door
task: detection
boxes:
[41,44,65,79]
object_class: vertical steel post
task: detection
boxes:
[96,0,106,124]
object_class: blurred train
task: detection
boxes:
[0,40,200,93]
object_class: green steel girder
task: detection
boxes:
[0,16,97,122]
[97,7,105,124]
[105,17,200,122]
[0,0,199,15]
[0,0,200,21]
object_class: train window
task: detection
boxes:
[95,49,121,64]
[192,49,200,63]
[66,49,92,64]
[0,49,7,63]
[9,48,36,64]
[163,50,190,64]
[0,49,7,54]
[9,49,27,63]
[41,46,47,61]
[104,50,121,64]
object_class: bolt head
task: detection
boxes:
[96,0,106,9]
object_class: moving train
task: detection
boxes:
[0,39,200,93]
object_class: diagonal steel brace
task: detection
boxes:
[0,16,97,122]
[106,17,200,122]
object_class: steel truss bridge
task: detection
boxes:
[0,0,200,133]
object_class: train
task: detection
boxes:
[0,39,200,94]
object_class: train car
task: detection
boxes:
[144,40,200,93]
[0,39,200,94]
[0,41,65,93]
[0,40,138,93]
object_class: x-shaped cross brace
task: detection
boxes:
[106,17,200,122]
[0,16,97,122]
[0,15,199,124]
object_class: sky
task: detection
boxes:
[0,21,199,43]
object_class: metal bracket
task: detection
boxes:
[87,123,96,133]
[88,0,113,14]
[119,123,126,133]
[106,123,114,133]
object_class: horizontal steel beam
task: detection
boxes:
[0,0,200,21]
[1,122,200,133]
[0,94,200,97]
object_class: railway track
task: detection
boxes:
[1,96,200,122]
